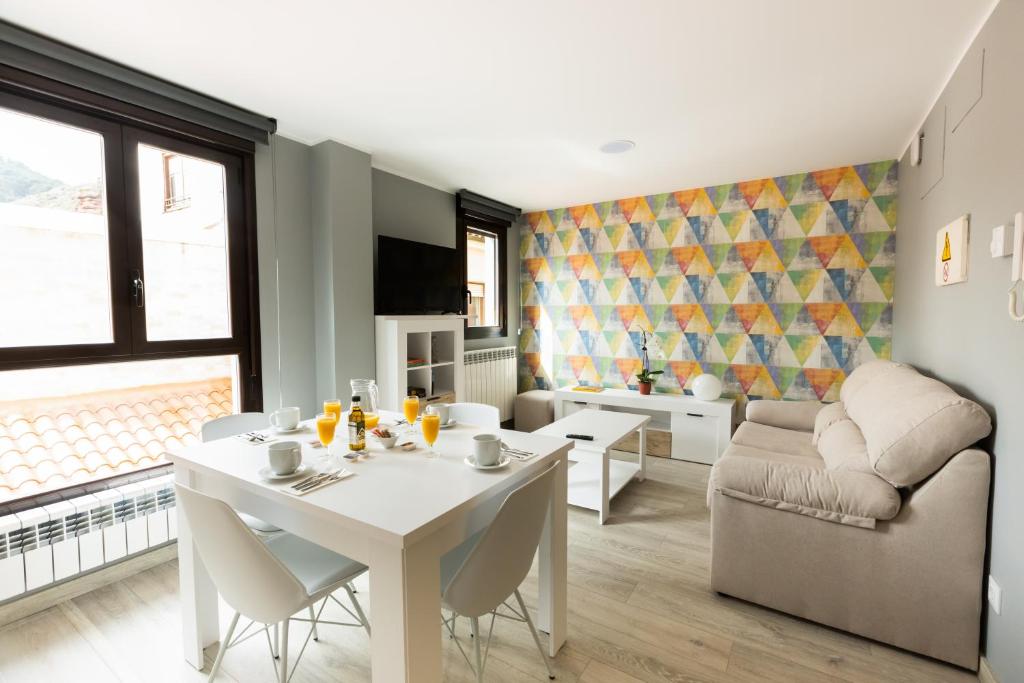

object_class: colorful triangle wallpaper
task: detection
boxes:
[518,161,897,402]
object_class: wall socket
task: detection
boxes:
[988,575,1002,615]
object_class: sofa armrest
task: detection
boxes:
[710,456,901,529]
[745,400,824,432]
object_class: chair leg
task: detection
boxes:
[272,622,279,658]
[278,620,289,683]
[470,617,484,683]
[515,589,555,680]
[208,611,240,681]
[345,584,371,637]
[307,605,319,641]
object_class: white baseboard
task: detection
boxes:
[0,542,177,628]
[979,656,999,683]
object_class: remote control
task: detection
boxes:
[566,433,594,441]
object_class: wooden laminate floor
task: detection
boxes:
[0,458,978,682]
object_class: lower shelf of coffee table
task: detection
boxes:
[566,450,642,512]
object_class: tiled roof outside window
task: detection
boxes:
[0,377,232,503]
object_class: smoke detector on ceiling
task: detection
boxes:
[599,140,635,154]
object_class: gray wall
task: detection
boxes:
[311,141,375,399]
[371,169,521,352]
[255,135,317,417]
[894,1,1024,678]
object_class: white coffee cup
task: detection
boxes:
[473,433,501,467]
[427,403,451,425]
[268,441,302,475]
[270,406,300,431]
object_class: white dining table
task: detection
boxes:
[168,410,572,682]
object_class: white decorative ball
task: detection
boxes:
[692,373,723,401]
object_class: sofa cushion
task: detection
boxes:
[722,442,826,469]
[817,419,874,474]
[745,400,823,432]
[843,364,992,487]
[732,421,821,461]
[839,359,903,405]
[812,401,847,446]
[710,455,901,529]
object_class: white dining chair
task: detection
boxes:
[202,413,282,534]
[175,484,370,683]
[440,461,560,681]
[448,402,501,430]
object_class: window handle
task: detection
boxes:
[130,270,145,308]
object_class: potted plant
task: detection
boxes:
[635,368,663,395]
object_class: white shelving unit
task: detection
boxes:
[374,315,466,412]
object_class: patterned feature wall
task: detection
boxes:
[518,161,897,401]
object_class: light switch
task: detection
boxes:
[991,224,1013,257]
[989,575,1002,615]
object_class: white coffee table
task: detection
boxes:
[535,409,649,524]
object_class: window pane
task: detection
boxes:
[467,230,498,327]
[0,106,113,347]
[138,144,232,340]
[0,355,238,502]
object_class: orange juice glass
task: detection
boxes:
[364,412,380,430]
[421,413,440,457]
[323,399,342,421]
[402,395,420,425]
[316,412,337,448]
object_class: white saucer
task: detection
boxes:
[464,454,511,470]
[439,419,457,430]
[258,463,312,481]
[272,425,305,434]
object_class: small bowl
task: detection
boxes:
[373,434,399,449]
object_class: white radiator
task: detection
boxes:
[464,346,517,422]
[0,473,176,602]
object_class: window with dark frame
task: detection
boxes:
[456,191,520,340]
[0,68,262,506]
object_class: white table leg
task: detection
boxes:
[368,537,442,682]
[537,450,568,655]
[599,447,610,524]
[175,467,219,670]
[638,423,647,482]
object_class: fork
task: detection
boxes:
[295,470,347,493]
[291,470,331,490]
[501,443,534,460]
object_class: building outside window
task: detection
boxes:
[161,152,190,212]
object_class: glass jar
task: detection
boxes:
[350,379,379,416]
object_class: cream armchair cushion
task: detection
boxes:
[812,401,847,446]
[745,399,823,432]
[843,364,992,487]
[838,359,904,404]
[710,455,901,529]
[817,417,874,474]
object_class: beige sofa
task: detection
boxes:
[708,360,992,670]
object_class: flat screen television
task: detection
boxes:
[375,236,464,315]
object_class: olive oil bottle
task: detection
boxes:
[348,395,366,451]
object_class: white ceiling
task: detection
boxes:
[3,0,997,210]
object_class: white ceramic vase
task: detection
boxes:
[692,373,723,401]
